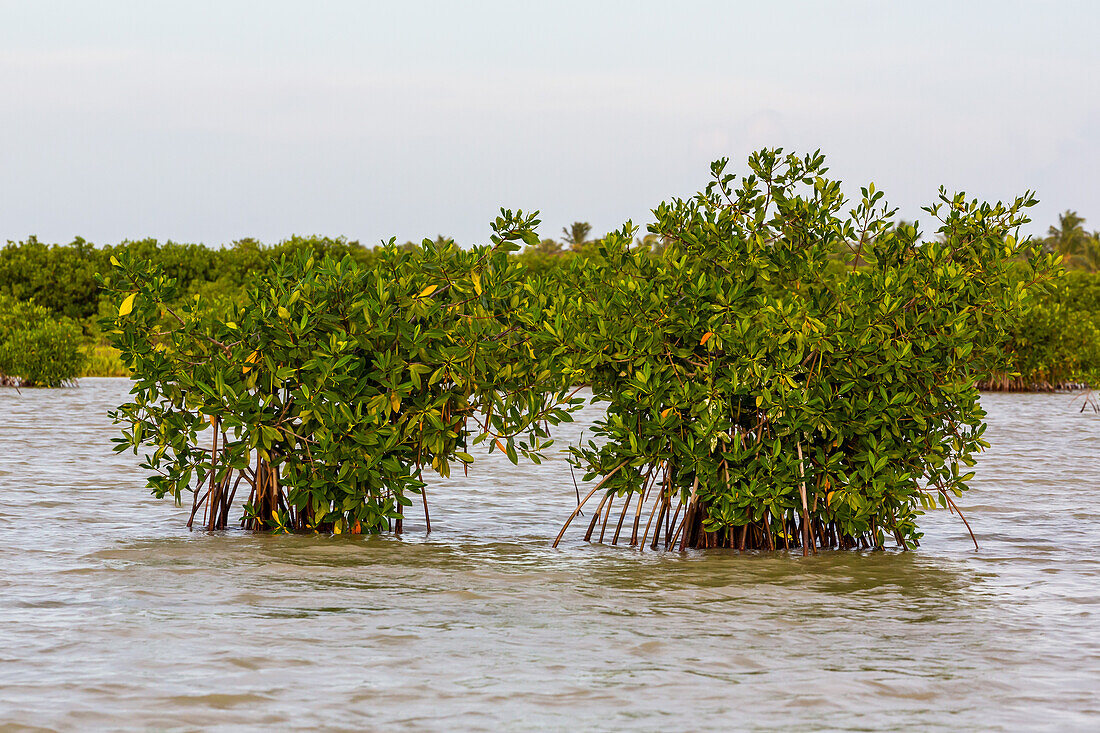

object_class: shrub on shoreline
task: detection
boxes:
[983,270,1100,390]
[0,294,87,387]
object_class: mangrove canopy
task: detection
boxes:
[102,149,1056,550]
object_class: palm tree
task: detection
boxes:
[1046,211,1090,259]
[562,222,592,249]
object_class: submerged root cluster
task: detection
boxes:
[184,418,425,534]
[977,373,1091,392]
[553,461,914,554]
[183,418,312,533]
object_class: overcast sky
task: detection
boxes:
[2,1,1097,247]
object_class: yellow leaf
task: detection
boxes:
[333,520,343,535]
[661,407,674,418]
[110,255,120,267]
[826,491,835,507]
[418,284,437,298]
[278,306,290,319]
[226,321,238,330]
[390,392,401,414]
[209,415,216,426]
[700,332,713,346]
[495,439,506,453]
[242,350,260,373]
[472,271,482,296]
[118,293,137,316]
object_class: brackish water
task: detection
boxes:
[1,379,1098,731]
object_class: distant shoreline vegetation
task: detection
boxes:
[0,294,86,387]
[1,209,1097,391]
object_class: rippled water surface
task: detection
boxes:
[1,379,1098,731]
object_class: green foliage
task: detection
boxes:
[987,211,1100,389]
[0,294,87,387]
[7,215,1089,390]
[0,237,103,321]
[14,147,1066,551]
[0,234,378,331]
[991,270,1100,389]
[101,213,578,534]
[551,149,1055,551]
[81,343,128,378]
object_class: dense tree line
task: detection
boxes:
[1,211,1098,389]
[0,235,377,325]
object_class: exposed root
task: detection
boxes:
[977,373,1091,392]
[556,462,914,552]
[551,462,628,547]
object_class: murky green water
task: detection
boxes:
[1,379,1098,731]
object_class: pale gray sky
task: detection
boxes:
[2,1,1097,246]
